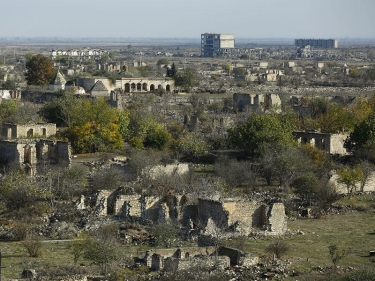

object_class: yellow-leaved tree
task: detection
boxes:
[67,98,123,153]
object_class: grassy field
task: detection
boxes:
[1,195,374,279]
[238,212,375,270]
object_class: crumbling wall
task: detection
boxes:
[266,203,287,234]
[1,123,56,139]
[93,190,112,216]
[148,163,189,180]
[114,194,141,218]
[151,253,164,271]
[198,199,229,230]
[0,139,71,174]
[223,200,267,232]
[142,196,162,222]
[216,246,258,267]
[293,131,349,155]
[163,256,230,272]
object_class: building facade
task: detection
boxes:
[201,33,235,57]
[295,39,338,49]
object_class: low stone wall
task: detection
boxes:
[163,255,230,272]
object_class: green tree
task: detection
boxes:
[144,127,171,150]
[25,54,55,85]
[337,165,363,195]
[177,132,208,159]
[316,103,355,133]
[291,172,320,199]
[39,90,77,127]
[156,58,169,66]
[328,244,349,272]
[345,112,375,151]
[228,113,296,155]
[174,69,199,90]
[84,224,119,275]
[166,63,177,78]
[0,99,18,123]
[150,222,178,247]
[223,64,232,75]
[126,109,166,148]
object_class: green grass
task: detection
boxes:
[226,211,375,277]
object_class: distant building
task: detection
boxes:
[295,39,338,49]
[293,131,349,155]
[201,33,235,57]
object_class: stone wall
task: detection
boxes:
[198,199,229,230]
[0,139,71,174]
[163,255,230,272]
[197,198,286,235]
[266,203,287,234]
[223,199,267,233]
[148,163,190,180]
[114,194,141,218]
[293,131,349,155]
[217,246,259,267]
[233,93,281,112]
[110,193,286,235]
[2,123,56,139]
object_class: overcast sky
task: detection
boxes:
[1,0,374,39]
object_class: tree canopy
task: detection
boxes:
[174,69,199,90]
[66,98,123,153]
[345,111,375,151]
[25,54,55,85]
[228,113,296,155]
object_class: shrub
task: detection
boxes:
[150,222,178,247]
[265,239,289,259]
[12,222,29,241]
[22,234,43,257]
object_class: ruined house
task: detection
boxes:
[293,131,349,155]
[195,198,287,235]
[2,123,56,139]
[92,189,287,236]
[0,139,71,174]
[49,70,67,92]
[233,93,281,112]
[0,123,71,174]
[142,246,257,272]
[90,80,109,97]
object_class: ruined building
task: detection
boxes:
[90,190,287,236]
[293,131,349,155]
[0,123,71,174]
[295,38,338,49]
[201,33,235,57]
[2,123,56,139]
[233,93,281,112]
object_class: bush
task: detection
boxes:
[129,137,144,149]
[12,222,29,241]
[265,239,289,259]
[150,222,178,247]
[22,234,43,257]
